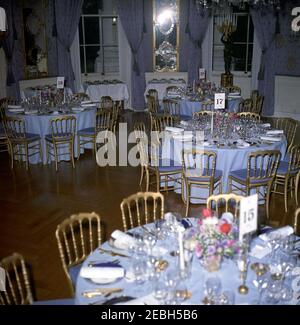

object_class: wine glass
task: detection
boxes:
[202,276,222,305]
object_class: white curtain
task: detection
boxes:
[70,30,82,93]
[118,19,132,109]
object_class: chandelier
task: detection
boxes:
[195,0,282,11]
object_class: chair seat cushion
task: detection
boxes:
[78,127,95,135]
[11,133,40,142]
[153,159,182,172]
[69,263,82,285]
[277,161,299,175]
[230,169,273,184]
[186,169,222,182]
[45,133,73,141]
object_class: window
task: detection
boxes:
[79,0,119,74]
[213,8,254,73]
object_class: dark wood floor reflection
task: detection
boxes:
[0,112,298,301]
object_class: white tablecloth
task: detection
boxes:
[82,83,129,104]
[144,82,186,101]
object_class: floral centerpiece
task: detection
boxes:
[184,208,241,272]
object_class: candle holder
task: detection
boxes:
[237,254,249,295]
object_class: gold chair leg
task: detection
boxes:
[145,169,149,192]
[77,135,81,160]
[139,165,144,186]
[284,177,289,213]
[296,172,299,206]
[185,183,190,217]
[229,177,232,193]
[54,143,58,172]
[71,141,75,168]
[25,143,29,170]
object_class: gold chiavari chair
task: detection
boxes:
[182,149,222,217]
[134,122,147,187]
[275,117,298,151]
[72,92,90,101]
[0,253,33,305]
[272,144,300,212]
[254,95,264,115]
[137,139,182,193]
[45,115,76,171]
[99,96,113,111]
[193,110,213,120]
[153,114,175,133]
[146,95,157,115]
[77,110,112,160]
[294,207,300,235]
[148,89,159,110]
[237,112,261,122]
[55,212,102,295]
[120,192,164,232]
[163,98,180,118]
[238,98,253,113]
[207,193,244,220]
[229,150,281,220]
[5,116,42,170]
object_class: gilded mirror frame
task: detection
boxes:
[153,0,180,72]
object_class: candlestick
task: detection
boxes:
[178,229,185,273]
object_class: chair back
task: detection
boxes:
[55,212,102,291]
[247,150,281,183]
[207,193,243,219]
[254,95,264,114]
[148,89,159,107]
[4,116,27,140]
[193,111,213,120]
[238,98,253,113]
[275,118,297,151]
[95,110,112,132]
[134,122,146,143]
[163,99,180,118]
[99,96,113,110]
[154,114,175,133]
[146,95,157,115]
[120,192,164,231]
[294,208,300,235]
[182,149,217,181]
[286,144,300,174]
[50,116,76,141]
[237,112,260,122]
[0,253,33,305]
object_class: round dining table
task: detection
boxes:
[7,107,96,164]
[161,135,287,203]
[75,222,299,305]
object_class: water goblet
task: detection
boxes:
[202,276,222,305]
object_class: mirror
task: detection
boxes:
[153,0,179,72]
[22,0,48,79]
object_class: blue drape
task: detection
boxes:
[250,8,277,116]
[117,0,147,110]
[53,0,83,91]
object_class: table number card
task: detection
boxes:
[239,194,258,242]
[57,77,65,89]
[214,93,225,109]
[0,267,5,292]
[199,68,206,80]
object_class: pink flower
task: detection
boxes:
[202,208,213,218]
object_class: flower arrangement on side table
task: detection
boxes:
[184,208,241,272]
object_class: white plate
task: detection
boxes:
[89,276,123,284]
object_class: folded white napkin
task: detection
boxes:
[7,105,22,109]
[173,133,193,141]
[71,107,85,112]
[81,103,95,107]
[250,245,272,259]
[260,135,282,142]
[180,121,188,127]
[80,264,124,280]
[261,123,271,128]
[25,110,38,115]
[259,225,294,242]
[236,140,250,148]
[116,293,159,305]
[266,130,284,135]
[8,107,24,112]
[165,126,184,133]
[110,230,136,250]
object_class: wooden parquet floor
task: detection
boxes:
[0,112,298,301]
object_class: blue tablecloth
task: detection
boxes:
[8,108,96,164]
[161,136,287,203]
[75,226,298,305]
[179,98,242,117]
